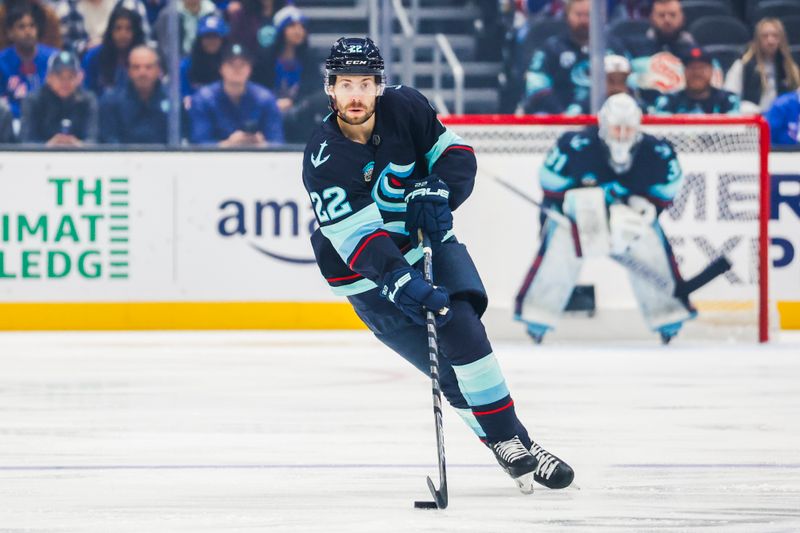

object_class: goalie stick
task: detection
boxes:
[413,230,449,510]
[486,171,732,298]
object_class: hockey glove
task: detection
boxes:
[404,175,453,246]
[380,267,451,327]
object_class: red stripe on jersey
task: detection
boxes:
[348,231,391,269]
[326,272,362,283]
[441,144,474,156]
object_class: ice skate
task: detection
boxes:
[490,436,539,494]
[530,440,575,489]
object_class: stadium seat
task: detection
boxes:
[689,16,752,46]
[607,18,650,40]
[792,45,800,67]
[681,0,735,28]
[519,17,568,51]
[780,15,800,46]
[704,44,746,72]
[750,0,800,24]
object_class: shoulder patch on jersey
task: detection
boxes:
[310,140,331,168]
[569,134,591,151]
[654,142,672,160]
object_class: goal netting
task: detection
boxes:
[443,115,772,343]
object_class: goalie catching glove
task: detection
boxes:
[380,266,451,327]
[404,175,453,246]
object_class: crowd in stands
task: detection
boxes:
[500,0,800,144]
[0,0,798,146]
[0,0,324,145]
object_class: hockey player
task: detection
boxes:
[302,37,574,492]
[515,93,695,344]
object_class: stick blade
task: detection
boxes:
[414,501,439,509]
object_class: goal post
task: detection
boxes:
[442,114,772,343]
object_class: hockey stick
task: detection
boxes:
[488,172,731,297]
[413,229,448,511]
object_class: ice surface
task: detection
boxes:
[1,331,799,532]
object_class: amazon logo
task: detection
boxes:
[217,199,317,264]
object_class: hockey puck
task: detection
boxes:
[414,501,438,509]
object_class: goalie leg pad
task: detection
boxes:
[618,219,695,332]
[515,218,584,331]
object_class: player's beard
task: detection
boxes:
[336,99,377,126]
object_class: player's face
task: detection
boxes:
[757,22,781,57]
[684,61,712,92]
[566,0,590,42]
[331,75,378,125]
[608,124,638,145]
[650,0,684,38]
[606,72,630,97]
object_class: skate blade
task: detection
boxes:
[514,472,535,495]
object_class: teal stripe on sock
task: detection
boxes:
[452,353,510,407]
[454,407,486,438]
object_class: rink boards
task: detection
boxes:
[0,150,798,331]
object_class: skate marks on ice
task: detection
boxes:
[0,332,799,532]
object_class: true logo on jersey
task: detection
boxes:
[311,140,331,168]
[560,51,576,69]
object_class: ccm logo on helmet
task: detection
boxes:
[344,60,368,65]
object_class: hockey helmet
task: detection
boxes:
[324,37,385,93]
[598,93,642,174]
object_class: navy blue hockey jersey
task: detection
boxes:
[652,87,740,114]
[302,85,477,296]
[521,34,590,114]
[540,127,683,211]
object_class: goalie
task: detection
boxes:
[515,93,696,344]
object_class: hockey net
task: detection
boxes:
[442,115,772,343]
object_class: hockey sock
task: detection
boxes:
[451,353,522,443]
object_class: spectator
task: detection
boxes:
[518,0,590,114]
[189,43,283,146]
[653,48,740,114]
[179,13,227,97]
[99,45,169,143]
[227,0,288,54]
[765,89,799,145]
[724,18,800,113]
[20,50,97,144]
[0,6,57,117]
[0,99,15,142]
[53,0,151,54]
[0,0,62,49]
[611,0,696,94]
[153,0,218,57]
[604,54,662,112]
[252,5,322,142]
[82,6,145,96]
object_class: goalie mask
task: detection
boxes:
[324,37,385,124]
[598,93,643,174]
